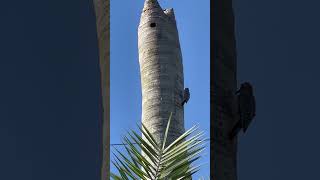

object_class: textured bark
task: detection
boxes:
[92,0,110,179]
[138,0,185,147]
[211,0,238,179]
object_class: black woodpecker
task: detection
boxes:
[181,88,190,106]
[230,82,256,139]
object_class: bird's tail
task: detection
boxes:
[181,100,186,106]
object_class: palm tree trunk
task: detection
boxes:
[138,0,185,148]
[92,0,110,179]
[212,0,238,179]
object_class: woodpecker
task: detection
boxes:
[181,88,190,106]
[230,82,256,139]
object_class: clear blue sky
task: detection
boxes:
[110,0,210,178]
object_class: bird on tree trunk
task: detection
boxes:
[230,82,256,139]
[181,88,190,106]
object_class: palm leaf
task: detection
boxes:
[110,112,206,179]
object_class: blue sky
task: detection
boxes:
[110,0,210,178]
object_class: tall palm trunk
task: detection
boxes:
[92,0,110,179]
[212,0,238,179]
[138,0,185,148]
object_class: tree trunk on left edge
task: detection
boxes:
[92,0,110,179]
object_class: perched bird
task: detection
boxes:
[181,88,190,106]
[230,82,256,139]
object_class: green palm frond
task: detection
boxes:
[111,112,206,180]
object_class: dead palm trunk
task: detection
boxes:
[138,0,185,148]
[92,0,110,179]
